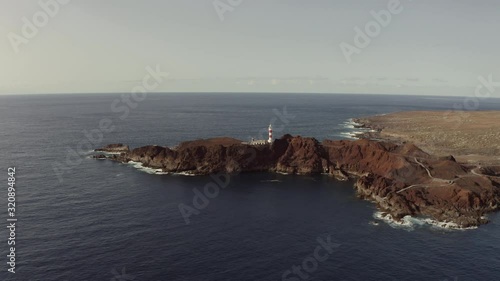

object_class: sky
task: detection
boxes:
[0,0,499,96]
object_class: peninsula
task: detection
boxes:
[93,111,500,229]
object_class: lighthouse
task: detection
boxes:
[268,124,273,143]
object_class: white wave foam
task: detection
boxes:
[339,118,373,140]
[126,161,166,175]
[373,211,478,230]
[342,118,363,127]
[340,132,360,140]
[100,151,123,155]
[173,171,196,176]
[373,212,415,230]
[125,162,197,176]
[421,218,478,230]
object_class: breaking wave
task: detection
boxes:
[126,161,168,175]
[373,212,478,231]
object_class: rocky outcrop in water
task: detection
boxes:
[95,143,130,153]
[96,135,500,228]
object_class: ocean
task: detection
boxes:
[1,93,500,281]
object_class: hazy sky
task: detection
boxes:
[1,0,499,95]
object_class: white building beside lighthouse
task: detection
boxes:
[247,124,274,146]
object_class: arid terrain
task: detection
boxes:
[354,111,500,165]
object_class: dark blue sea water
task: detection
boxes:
[1,93,500,281]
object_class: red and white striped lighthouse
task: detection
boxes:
[268,124,273,143]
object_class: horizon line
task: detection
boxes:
[0,91,491,99]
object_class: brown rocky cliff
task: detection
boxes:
[274,135,328,175]
[96,135,500,228]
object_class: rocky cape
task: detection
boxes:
[94,135,500,228]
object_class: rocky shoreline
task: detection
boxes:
[94,133,500,229]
